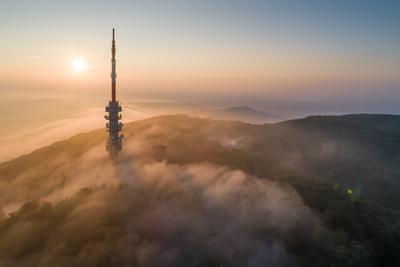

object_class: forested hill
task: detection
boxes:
[2,113,400,213]
[282,114,400,156]
[1,114,400,266]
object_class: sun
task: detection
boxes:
[71,58,87,72]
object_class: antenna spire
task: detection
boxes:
[111,28,116,64]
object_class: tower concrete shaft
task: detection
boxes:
[105,28,123,159]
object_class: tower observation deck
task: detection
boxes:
[105,28,123,159]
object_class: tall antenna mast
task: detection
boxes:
[111,28,116,102]
[105,28,123,159]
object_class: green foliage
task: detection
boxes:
[2,114,400,266]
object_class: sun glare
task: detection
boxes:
[71,58,87,72]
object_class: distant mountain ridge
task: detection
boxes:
[224,106,261,112]
[205,105,279,123]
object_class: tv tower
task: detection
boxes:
[105,28,123,159]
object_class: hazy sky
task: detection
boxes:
[1,0,399,111]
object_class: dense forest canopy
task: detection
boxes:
[1,114,400,267]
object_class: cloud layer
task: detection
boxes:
[0,158,320,267]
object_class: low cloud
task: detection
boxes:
[0,153,320,267]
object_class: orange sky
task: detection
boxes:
[0,0,399,104]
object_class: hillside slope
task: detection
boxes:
[1,114,400,267]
